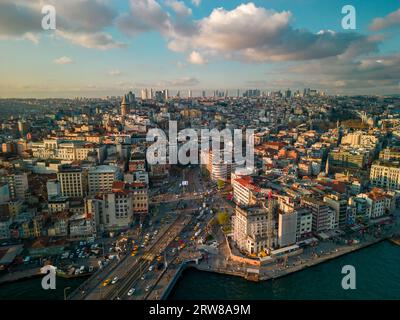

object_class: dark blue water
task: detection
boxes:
[169,241,400,300]
[0,241,399,300]
[0,275,87,300]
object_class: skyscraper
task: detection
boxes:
[141,89,148,100]
[128,91,135,103]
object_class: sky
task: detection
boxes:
[0,0,399,98]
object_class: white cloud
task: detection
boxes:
[0,0,123,50]
[370,9,400,31]
[116,0,170,36]
[188,51,207,65]
[53,56,73,64]
[168,3,376,63]
[56,30,125,50]
[166,0,192,17]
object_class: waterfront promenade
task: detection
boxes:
[147,210,400,300]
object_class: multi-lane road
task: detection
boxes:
[69,166,216,301]
[75,215,191,300]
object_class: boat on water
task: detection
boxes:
[389,236,400,246]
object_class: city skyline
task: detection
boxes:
[1,0,400,98]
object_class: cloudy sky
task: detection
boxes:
[0,0,399,98]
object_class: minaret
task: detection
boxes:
[121,95,128,118]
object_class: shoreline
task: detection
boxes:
[163,236,391,299]
[0,268,92,286]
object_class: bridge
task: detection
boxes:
[68,214,192,300]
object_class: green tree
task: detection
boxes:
[217,211,229,226]
[217,179,225,190]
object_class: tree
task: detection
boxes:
[217,211,229,226]
[217,179,225,190]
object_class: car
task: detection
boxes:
[127,288,136,296]
[102,279,111,287]
[141,275,146,280]
[145,285,150,292]
[131,251,137,257]
[149,265,154,271]
[111,276,119,284]
[141,244,145,248]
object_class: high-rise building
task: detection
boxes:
[141,89,148,100]
[127,91,135,103]
[278,211,297,247]
[57,166,85,198]
[201,148,235,182]
[18,120,28,137]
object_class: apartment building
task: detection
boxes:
[232,203,276,255]
[278,211,298,247]
[295,208,313,241]
[301,197,335,233]
[379,148,400,161]
[370,161,400,191]
[232,176,260,206]
[0,171,29,200]
[356,189,395,219]
[323,193,348,229]
[88,165,122,195]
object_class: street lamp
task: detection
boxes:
[64,287,71,300]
